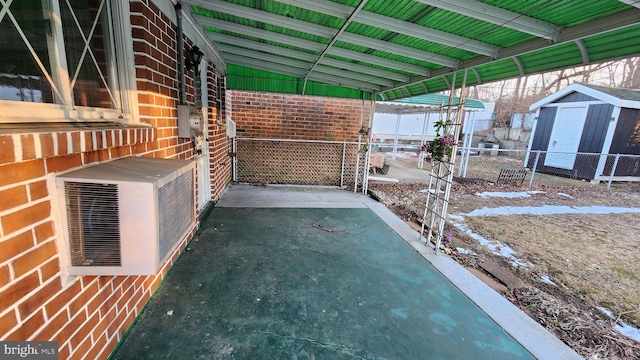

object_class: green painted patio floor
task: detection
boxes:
[112,207,533,359]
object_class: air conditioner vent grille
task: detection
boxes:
[65,182,122,267]
[157,170,194,263]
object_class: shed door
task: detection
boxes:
[544,105,588,169]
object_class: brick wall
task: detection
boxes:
[208,66,231,201]
[229,91,371,186]
[0,1,231,359]
[229,91,368,142]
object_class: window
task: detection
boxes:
[0,0,135,122]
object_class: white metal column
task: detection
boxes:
[196,59,211,211]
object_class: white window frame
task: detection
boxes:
[0,0,139,123]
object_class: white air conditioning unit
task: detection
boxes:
[56,157,196,276]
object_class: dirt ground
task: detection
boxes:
[369,181,640,359]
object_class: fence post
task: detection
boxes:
[340,142,346,188]
[528,150,540,188]
[607,154,620,189]
[462,146,470,178]
[232,137,237,182]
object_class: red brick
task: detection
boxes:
[21,134,36,160]
[0,230,34,264]
[18,279,62,320]
[28,180,49,201]
[84,132,94,151]
[1,201,50,235]
[83,149,110,164]
[40,133,55,158]
[129,287,146,314]
[133,275,146,290]
[56,310,86,346]
[81,276,98,289]
[0,265,10,288]
[87,286,115,317]
[34,309,68,340]
[109,146,132,159]
[69,333,92,360]
[69,311,99,350]
[0,160,45,187]
[116,285,134,313]
[57,343,70,360]
[0,135,15,164]
[5,309,45,341]
[84,332,107,360]
[0,309,18,336]
[40,258,60,283]
[97,276,114,290]
[99,306,117,332]
[111,276,126,292]
[12,240,57,278]
[0,185,28,212]
[119,311,135,338]
[46,153,83,173]
[100,334,119,360]
[57,133,69,155]
[70,132,81,153]
[34,221,55,244]
[107,309,126,339]
[69,282,98,315]
[44,280,81,318]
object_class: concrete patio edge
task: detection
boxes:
[364,200,583,360]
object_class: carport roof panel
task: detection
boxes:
[376,94,485,114]
[186,0,640,99]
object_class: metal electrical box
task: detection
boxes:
[177,105,204,138]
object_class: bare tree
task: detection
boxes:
[620,57,640,88]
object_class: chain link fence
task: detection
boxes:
[234,138,367,187]
[367,146,640,188]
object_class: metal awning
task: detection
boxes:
[376,94,485,114]
[182,0,640,100]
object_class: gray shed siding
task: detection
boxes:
[578,104,613,153]
[530,107,556,151]
[603,108,640,177]
[554,91,598,103]
[528,103,613,180]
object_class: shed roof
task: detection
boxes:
[184,0,640,100]
[529,83,640,110]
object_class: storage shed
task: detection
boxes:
[526,83,640,181]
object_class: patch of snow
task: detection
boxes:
[597,306,614,317]
[539,275,557,286]
[615,323,640,343]
[475,191,544,199]
[596,306,640,342]
[450,221,534,268]
[465,205,640,217]
[557,193,574,199]
[455,247,474,255]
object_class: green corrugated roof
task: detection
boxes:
[391,94,485,109]
[188,0,640,100]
